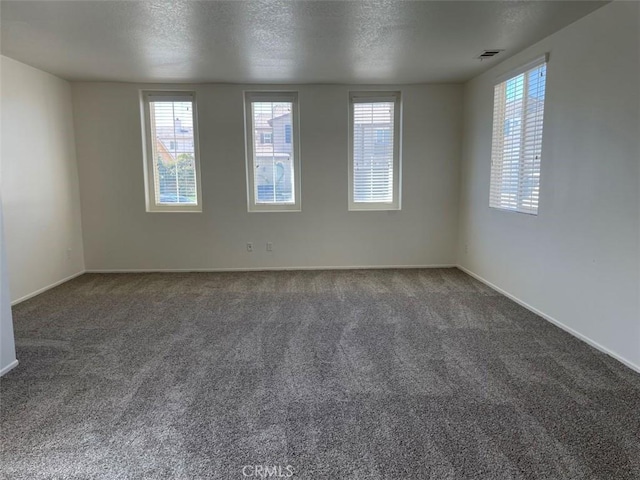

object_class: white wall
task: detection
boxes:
[0,196,17,375]
[458,2,640,370]
[1,56,85,303]
[72,83,462,270]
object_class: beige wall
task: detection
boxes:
[457,2,640,370]
[1,56,85,303]
[72,83,463,270]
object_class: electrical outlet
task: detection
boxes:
[246,242,253,252]
[66,248,72,260]
[266,242,273,252]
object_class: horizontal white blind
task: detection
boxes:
[148,98,197,206]
[250,100,295,205]
[490,61,547,215]
[352,99,395,203]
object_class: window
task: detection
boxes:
[141,91,201,212]
[244,92,301,212]
[349,92,401,211]
[490,55,547,215]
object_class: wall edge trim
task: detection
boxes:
[0,359,19,377]
[457,265,640,375]
[11,271,85,306]
[85,264,457,273]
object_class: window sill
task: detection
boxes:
[146,206,202,213]
[248,205,301,213]
[349,203,401,212]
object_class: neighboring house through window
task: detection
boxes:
[244,91,301,212]
[141,91,202,212]
[375,128,391,145]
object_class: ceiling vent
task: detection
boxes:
[478,49,504,60]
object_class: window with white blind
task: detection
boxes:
[141,91,202,212]
[244,92,301,212]
[490,56,548,215]
[349,92,401,211]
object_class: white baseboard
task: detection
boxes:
[86,264,457,273]
[11,271,85,306]
[0,359,18,377]
[457,265,640,375]
[11,265,455,304]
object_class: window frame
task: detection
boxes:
[348,91,402,211]
[140,90,202,213]
[243,91,302,213]
[489,54,548,216]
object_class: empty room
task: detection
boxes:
[0,0,639,478]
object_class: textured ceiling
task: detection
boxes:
[0,0,608,84]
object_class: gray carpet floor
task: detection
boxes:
[1,269,639,479]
